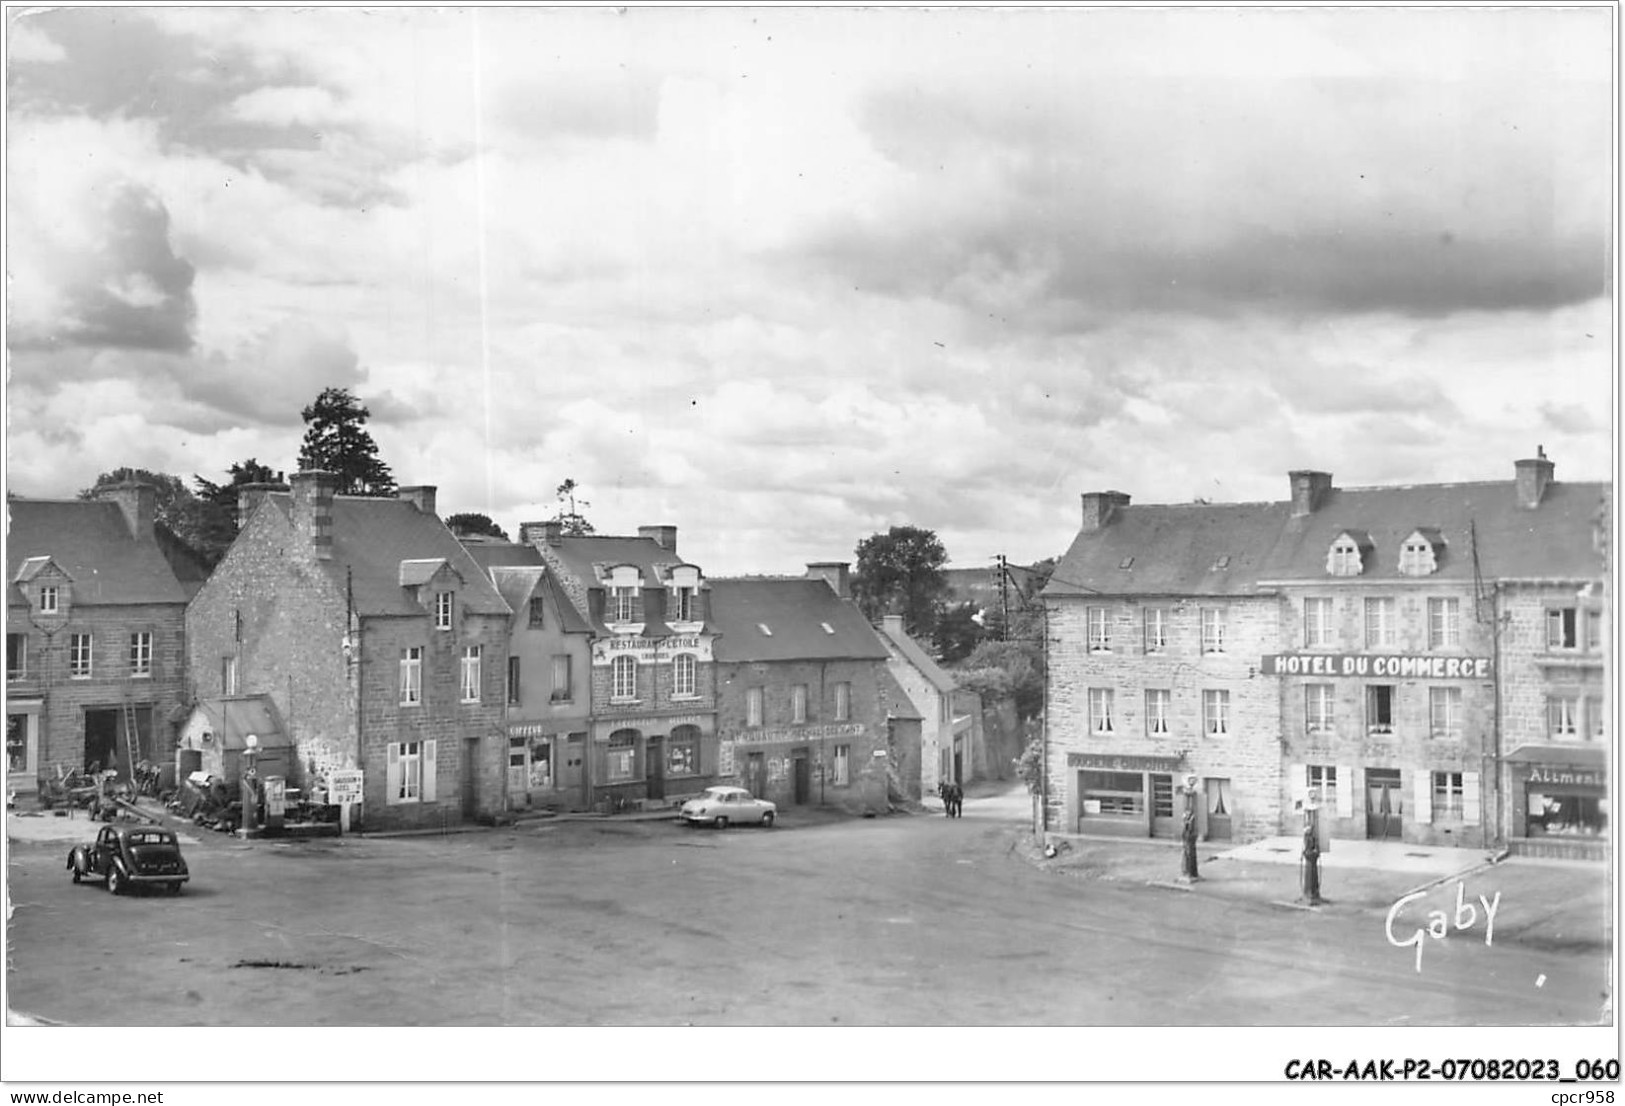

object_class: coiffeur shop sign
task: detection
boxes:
[1260,653,1492,680]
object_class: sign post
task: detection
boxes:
[328,769,364,834]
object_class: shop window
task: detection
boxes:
[1143,608,1168,652]
[606,731,638,782]
[1305,685,1334,732]
[612,655,637,701]
[1304,598,1334,647]
[7,712,32,775]
[1203,689,1229,735]
[529,739,553,790]
[1087,607,1111,652]
[1080,770,1143,816]
[833,744,851,787]
[1088,687,1115,735]
[1144,688,1170,735]
[1528,790,1608,837]
[1365,597,1397,648]
[1428,598,1460,649]
[668,726,700,777]
[1366,685,1394,734]
[1429,687,1462,739]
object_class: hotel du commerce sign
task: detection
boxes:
[1259,653,1492,680]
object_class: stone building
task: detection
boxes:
[185,472,512,831]
[877,614,983,800]
[708,564,901,815]
[1043,450,1609,852]
[528,522,720,811]
[7,483,198,797]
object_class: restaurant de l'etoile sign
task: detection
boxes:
[1259,653,1493,680]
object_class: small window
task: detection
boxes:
[70,634,93,679]
[1087,607,1110,652]
[460,645,482,703]
[222,655,238,695]
[1088,688,1114,735]
[38,586,58,614]
[1367,685,1394,734]
[757,622,773,637]
[508,656,522,706]
[435,591,454,630]
[128,631,153,678]
[528,597,545,629]
[400,647,423,705]
[820,622,835,635]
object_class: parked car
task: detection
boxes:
[67,824,189,895]
[678,786,777,828]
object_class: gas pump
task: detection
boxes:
[1178,773,1201,882]
[1301,786,1324,905]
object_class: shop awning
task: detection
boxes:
[1503,744,1607,768]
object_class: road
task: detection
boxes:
[4,786,1606,1028]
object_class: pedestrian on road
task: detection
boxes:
[949,782,963,818]
[938,780,952,816]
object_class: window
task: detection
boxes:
[7,712,32,774]
[528,597,545,629]
[400,646,422,705]
[791,684,808,723]
[1144,688,1170,735]
[1304,598,1334,647]
[388,739,434,804]
[1151,774,1175,818]
[1547,695,1580,740]
[1080,770,1144,816]
[1587,696,1605,741]
[435,591,453,630]
[606,731,637,781]
[69,634,92,679]
[670,586,697,622]
[834,682,851,722]
[1432,771,1465,820]
[222,655,238,695]
[610,586,642,623]
[1087,607,1110,652]
[673,653,697,699]
[460,645,482,703]
[1088,688,1114,734]
[1364,598,1397,648]
[508,656,522,705]
[1200,608,1225,654]
[1305,685,1334,732]
[1366,684,1394,734]
[1546,606,1592,651]
[612,655,637,701]
[668,726,700,776]
[128,632,153,678]
[1430,687,1462,739]
[1307,765,1338,813]
[1328,537,1363,576]
[833,744,851,787]
[39,585,58,614]
[1203,690,1229,735]
[1399,538,1436,576]
[551,655,572,702]
[6,634,25,681]
[1585,608,1604,652]
[1143,608,1168,652]
[746,687,763,727]
[1428,598,1460,649]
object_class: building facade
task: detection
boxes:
[186,473,512,831]
[7,484,195,797]
[1044,452,1609,852]
[877,614,981,799]
[709,565,898,815]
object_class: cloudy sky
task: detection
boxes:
[5,6,1614,576]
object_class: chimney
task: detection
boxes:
[520,521,564,546]
[1515,446,1555,510]
[1079,491,1131,532]
[290,470,338,560]
[639,525,678,554]
[807,561,851,599]
[1288,470,1333,517]
[882,613,906,637]
[398,485,437,517]
[95,482,156,541]
[236,481,288,532]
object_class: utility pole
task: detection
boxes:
[997,554,1010,641]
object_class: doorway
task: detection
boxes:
[792,751,810,805]
[83,709,119,774]
[1366,768,1403,840]
[1204,777,1233,841]
[745,752,766,799]
[645,736,665,801]
[461,738,478,820]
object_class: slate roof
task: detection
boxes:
[1046,479,1611,599]
[543,534,689,588]
[489,565,593,634]
[188,695,291,751]
[463,541,544,572]
[6,497,192,606]
[709,578,891,663]
[266,494,509,618]
[876,618,957,692]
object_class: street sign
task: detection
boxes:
[329,769,364,805]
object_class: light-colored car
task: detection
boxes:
[679,785,777,828]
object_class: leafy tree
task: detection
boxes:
[297,386,395,496]
[80,467,210,548]
[191,458,282,560]
[934,600,985,665]
[960,638,1044,720]
[549,477,595,536]
[852,524,948,639]
[445,512,509,541]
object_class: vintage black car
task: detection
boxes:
[67,825,189,895]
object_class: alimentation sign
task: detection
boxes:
[1261,653,1492,680]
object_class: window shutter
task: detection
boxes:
[386,743,401,804]
[1336,765,1354,817]
[1462,771,1480,823]
[1414,771,1432,824]
[1289,764,1306,811]
[423,739,438,802]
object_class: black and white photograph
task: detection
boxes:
[1,2,1617,1091]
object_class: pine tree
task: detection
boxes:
[297,387,395,496]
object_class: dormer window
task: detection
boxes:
[820,622,835,635]
[39,586,58,614]
[611,585,641,623]
[1397,529,1443,576]
[435,591,454,630]
[669,585,697,622]
[666,564,702,623]
[1327,533,1368,577]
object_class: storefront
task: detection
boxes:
[1505,745,1608,859]
[1067,752,1190,838]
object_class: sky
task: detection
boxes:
[4,6,1615,577]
